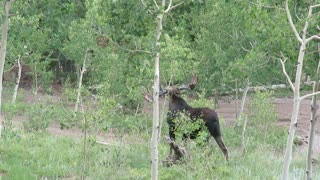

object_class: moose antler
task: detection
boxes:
[178,74,198,91]
[143,74,197,102]
[159,86,168,96]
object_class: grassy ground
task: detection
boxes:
[0,123,318,179]
[0,88,319,179]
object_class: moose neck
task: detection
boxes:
[169,94,192,111]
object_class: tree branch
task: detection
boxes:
[115,43,152,54]
[303,4,320,43]
[140,0,154,14]
[153,0,159,9]
[247,0,285,10]
[300,91,320,101]
[310,4,320,9]
[306,35,320,43]
[278,54,295,92]
[8,13,17,17]
[285,0,302,43]
[166,1,184,12]
[240,44,250,52]
[140,0,147,7]
[164,0,172,13]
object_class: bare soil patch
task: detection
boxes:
[214,97,320,158]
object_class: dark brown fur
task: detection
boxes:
[167,89,229,161]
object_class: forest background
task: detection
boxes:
[0,0,319,179]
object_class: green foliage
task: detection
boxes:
[193,0,299,93]
[188,89,215,109]
[160,34,198,83]
[171,94,215,146]
[2,1,320,178]
[3,0,320,109]
[23,103,59,132]
[173,112,205,140]
[249,90,278,125]
[59,82,118,131]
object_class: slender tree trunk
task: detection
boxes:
[141,1,182,179]
[235,79,238,119]
[12,55,21,103]
[235,79,250,128]
[75,50,88,113]
[81,115,87,180]
[280,1,320,178]
[0,0,12,138]
[241,115,248,152]
[306,81,318,180]
[151,11,163,180]
[306,44,320,180]
[33,63,38,96]
[281,41,306,180]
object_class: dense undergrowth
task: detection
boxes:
[0,88,319,179]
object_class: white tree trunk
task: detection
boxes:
[12,56,21,103]
[282,42,306,180]
[75,50,88,113]
[33,63,38,96]
[306,44,320,180]
[306,81,318,180]
[235,79,250,128]
[0,0,12,138]
[241,115,248,152]
[141,1,182,179]
[151,11,163,180]
[281,1,320,179]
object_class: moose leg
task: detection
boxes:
[168,125,176,155]
[167,113,176,156]
[206,121,229,161]
[214,136,229,161]
[167,112,176,140]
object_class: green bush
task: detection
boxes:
[249,90,278,125]
[23,104,60,132]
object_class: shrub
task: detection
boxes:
[249,90,278,125]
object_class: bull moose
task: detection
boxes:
[160,76,229,161]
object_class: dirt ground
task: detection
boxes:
[215,97,320,157]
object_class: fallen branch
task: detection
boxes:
[96,141,121,146]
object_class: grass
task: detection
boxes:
[0,88,319,179]
[1,123,318,179]
[0,132,82,179]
